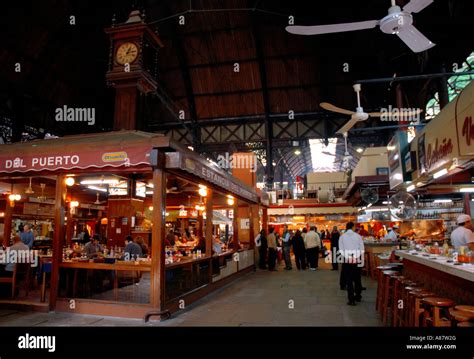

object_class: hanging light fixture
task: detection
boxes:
[25,177,34,194]
[37,183,46,202]
[65,177,75,186]
[227,195,235,206]
[198,185,208,197]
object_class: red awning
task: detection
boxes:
[0,131,168,174]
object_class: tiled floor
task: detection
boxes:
[0,258,383,326]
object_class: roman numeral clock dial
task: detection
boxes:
[116,42,138,65]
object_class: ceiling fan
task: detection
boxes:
[320,83,422,134]
[286,0,435,53]
[94,192,107,205]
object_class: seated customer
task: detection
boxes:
[212,236,222,254]
[20,225,34,249]
[135,236,148,257]
[123,235,142,261]
[165,229,175,246]
[83,234,102,258]
[0,235,29,276]
[193,236,206,253]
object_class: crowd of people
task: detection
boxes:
[255,222,366,306]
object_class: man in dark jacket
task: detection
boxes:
[256,229,267,269]
[123,235,142,261]
[330,226,340,271]
[291,229,306,270]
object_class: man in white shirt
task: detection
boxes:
[339,222,365,305]
[384,226,399,242]
[451,214,474,250]
[304,226,321,270]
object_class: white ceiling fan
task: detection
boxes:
[322,84,373,134]
[286,0,435,53]
[321,83,423,134]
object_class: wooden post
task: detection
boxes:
[3,198,13,247]
[464,193,471,216]
[66,209,73,245]
[50,175,66,310]
[233,200,239,249]
[151,163,166,310]
[196,213,204,238]
[205,188,213,257]
[248,204,255,249]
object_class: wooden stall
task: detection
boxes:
[0,131,260,318]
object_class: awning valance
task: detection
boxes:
[268,206,357,216]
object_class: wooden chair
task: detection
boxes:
[0,263,30,298]
[409,290,436,327]
[382,271,402,325]
[449,305,474,327]
[400,284,424,326]
[421,297,455,327]
[375,265,396,312]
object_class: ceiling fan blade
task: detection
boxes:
[286,20,378,35]
[336,116,360,134]
[403,0,433,13]
[320,102,355,115]
[367,108,423,117]
[397,25,435,53]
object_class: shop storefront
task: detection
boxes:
[0,131,260,318]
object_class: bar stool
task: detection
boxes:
[386,262,404,271]
[382,271,402,325]
[409,290,436,327]
[400,284,424,326]
[449,305,474,327]
[458,321,474,327]
[375,265,396,312]
[421,297,455,327]
[362,252,370,276]
[391,275,406,327]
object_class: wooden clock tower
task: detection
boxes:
[105,9,163,130]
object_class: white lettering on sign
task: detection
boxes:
[4,155,80,170]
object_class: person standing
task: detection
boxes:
[292,229,306,270]
[313,227,321,268]
[330,226,340,271]
[267,227,277,271]
[384,226,399,242]
[256,229,268,269]
[339,222,365,306]
[304,226,321,271]
[282,225,292,270]
[450,214,474,250]
[20,224,34,249]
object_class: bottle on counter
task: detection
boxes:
[442,240,449,257]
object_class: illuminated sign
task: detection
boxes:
[102,151,128,163]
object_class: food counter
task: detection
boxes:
[396,250,474,304]
[364,241,406,279]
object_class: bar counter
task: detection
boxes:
[396,250,474,304]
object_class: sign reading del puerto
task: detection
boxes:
[5,155,81,170]
[0,147,151,173]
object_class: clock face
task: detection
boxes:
[115,42,138,65]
